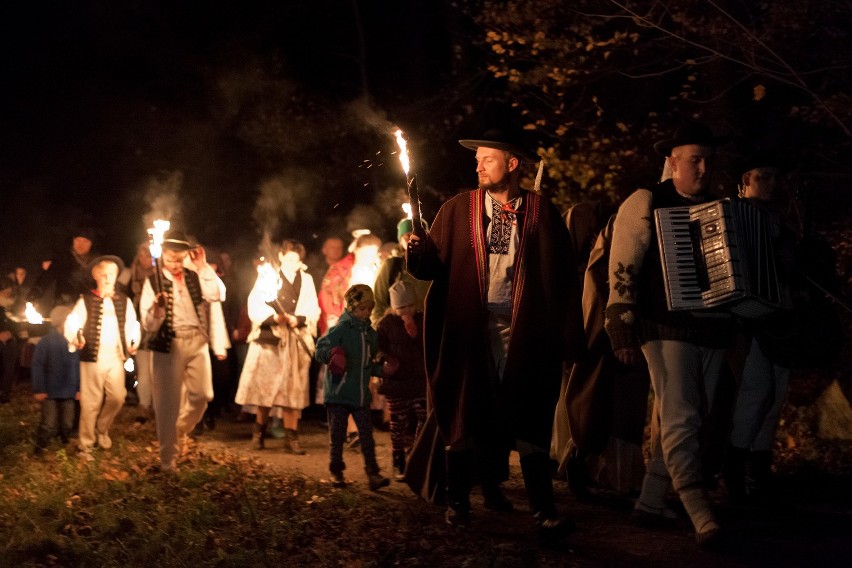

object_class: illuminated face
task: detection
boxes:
[73,236,93,256]
[393,303,416,318]
[161,249,188,277]
[743,167,782,201]
[351,301,374,321]
[322,238,344,265]
[14,267,26,284]
[92,262,119,294]
[354,244,379,268]
[669,145,714,196]
[475,147,517,192]
[279,250,302,274]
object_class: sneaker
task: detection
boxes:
[368,473,390,491]
[330,472,347,488]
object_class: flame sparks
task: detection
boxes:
[394,129,410,175]
[147,219,171,260]
[25,302,44,324]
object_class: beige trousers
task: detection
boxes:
[79,353,127,451]
[151,331,213,469]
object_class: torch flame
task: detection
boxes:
[394,129,410,175]
[402,203,412,219]
[147,219,171,260]
[25,302,44,324]
[256,262,282,304]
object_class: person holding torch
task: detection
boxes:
[406,127,584,546]
[139,229,225,472]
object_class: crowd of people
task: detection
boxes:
[0,120,842,549]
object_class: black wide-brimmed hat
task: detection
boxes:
[162,229,195,252]
[459,128,539,163]
[739,149,788,174]
[653,121,731,156]
[87,254,125,276]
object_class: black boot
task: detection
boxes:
[520,451,575,546]
[392,450,407,482]
[445,449,472,526]
[723,444,749,504]
[251,422,267,450]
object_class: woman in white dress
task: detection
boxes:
[234,241,320,453]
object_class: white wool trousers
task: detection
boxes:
[151,330,213,470]
[79,353,127,452]
[641,340,725,492]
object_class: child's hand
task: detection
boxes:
[328,346,347,379]
[33,393,47,402]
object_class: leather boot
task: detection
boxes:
[251,422,267,450]
[723,444,749,504]
[445,449,472,526]
[392,450,407,481]
[520,451,575,546]
[283,428,306,455]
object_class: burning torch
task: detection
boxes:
[394,128,426,239]
[147,219,170,294]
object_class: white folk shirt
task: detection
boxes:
[485,191,521,314]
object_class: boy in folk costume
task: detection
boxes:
[66,255,139,459]
[140,230,225,471]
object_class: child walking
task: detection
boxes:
[32,306,80,455]
[315,284,394,490]
[67,255,138,460]
[376,280,427,481]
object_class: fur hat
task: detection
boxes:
[344,284,374,312]
[653,120,730,157]
[389,280,415,309]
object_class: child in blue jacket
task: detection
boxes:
[32,305,80,455]
[315,284,395,490]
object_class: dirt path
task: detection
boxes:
[176,410,852,567]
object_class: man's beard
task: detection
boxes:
[479,177,512,193]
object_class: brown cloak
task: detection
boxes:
[407,188,584,450]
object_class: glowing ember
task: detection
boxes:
[394,129,410,175]
[147,219,171,260]
[25,302,44,324]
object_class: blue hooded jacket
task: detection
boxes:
[315,310,383,407]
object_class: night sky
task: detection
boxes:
[0,1,482,270]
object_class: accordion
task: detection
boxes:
[655,198,781,318]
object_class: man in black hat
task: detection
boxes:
[67,255,138,460]
[406,127,584,545]
[139,229,225,471]
[28,227,98,311]
[604,120,733,546]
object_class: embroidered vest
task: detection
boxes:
[79,291,128,363]
[146,269,209,353]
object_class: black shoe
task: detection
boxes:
[536,515,576,547]
[445,505,470,526]
[483,487,514,512]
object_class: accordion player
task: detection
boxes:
[655,198,783,318]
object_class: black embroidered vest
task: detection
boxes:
[79,291,129,363]
[146,269,208,353]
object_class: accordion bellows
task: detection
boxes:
[655,198,782,318]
